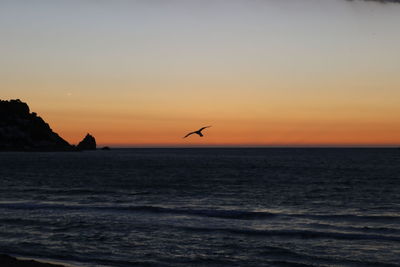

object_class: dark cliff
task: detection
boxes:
[0,99,73,151]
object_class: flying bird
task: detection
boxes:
[183,126,212,138]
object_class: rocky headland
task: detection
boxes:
[0,99,98,151]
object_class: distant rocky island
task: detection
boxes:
[0,99,99,151]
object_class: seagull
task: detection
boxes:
[183,126,212,138]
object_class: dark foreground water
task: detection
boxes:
[0,148,399,267]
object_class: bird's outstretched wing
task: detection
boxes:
[198,126,212,132]
[183,132,195,138]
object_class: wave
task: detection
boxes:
[303,222,400,236]
[1,202,400,225]
[299,213,400,222]
[178,226,400,242]
[1,201,400,224]
[2,202,400,242]
[1,188,151,196]
[0,202,276,220]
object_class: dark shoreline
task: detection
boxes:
[0,254,66,267]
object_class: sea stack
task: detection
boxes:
[77,133,97,150]
[0,99,73,151]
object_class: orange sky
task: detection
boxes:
[1,1,400,146]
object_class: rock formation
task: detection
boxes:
[77,133,96,150]
[0,99,74,151]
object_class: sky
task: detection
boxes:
[1,0,400,147]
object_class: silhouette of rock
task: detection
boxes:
[0,99,73,151]
[77,133,97,150]
[101,146,111,150]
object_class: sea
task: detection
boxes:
[0,148,399,267]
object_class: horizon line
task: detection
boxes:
[97,144,400,149]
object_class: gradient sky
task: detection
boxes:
[1,0,400,146]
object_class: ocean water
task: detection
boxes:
[0,148,399,267]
